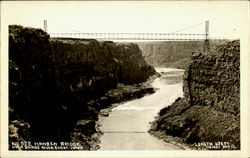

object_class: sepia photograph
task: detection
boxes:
[1,0,250,157]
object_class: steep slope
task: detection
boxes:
[150,40,240,150]
[8,25,155,150]
[137,40,228,69]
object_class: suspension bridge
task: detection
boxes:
[49,32,208,41]
[45,20,222,42]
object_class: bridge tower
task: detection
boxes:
[43,20,48,32]
[203,20,210,52]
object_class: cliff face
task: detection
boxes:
[9,25,58,142]
[150,40,240,149]
[183,41,240,115]
[137,40,228,69]
[52,38,155,87]
[9,25,155,149]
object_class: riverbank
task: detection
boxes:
[96,68,185,150]
[9,25,156,150]
[70,74,158,150]
[149,40,240,150]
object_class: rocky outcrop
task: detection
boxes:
[9,25,155,150]
[150,40,240,150]
[137,40,228,69]
[9,120,31,150]
[183,41,240,115]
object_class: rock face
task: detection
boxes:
[9,120,31,150]
[183,41,240,115]
[137,40,228,69]
[9,25,155,150]
[150,40,240,150]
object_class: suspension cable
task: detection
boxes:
[167,22,204,34]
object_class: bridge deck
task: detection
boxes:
[49,32,209,41]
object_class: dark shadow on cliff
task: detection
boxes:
[8,25,156,150]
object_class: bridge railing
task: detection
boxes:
[49,32,207,41]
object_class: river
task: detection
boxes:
[98,68,184,150]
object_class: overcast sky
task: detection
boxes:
[1,1,248,39]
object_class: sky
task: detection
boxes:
[1,1,249,39]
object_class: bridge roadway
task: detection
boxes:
[49,32,209,41]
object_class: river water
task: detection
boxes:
[98,68,184,150]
